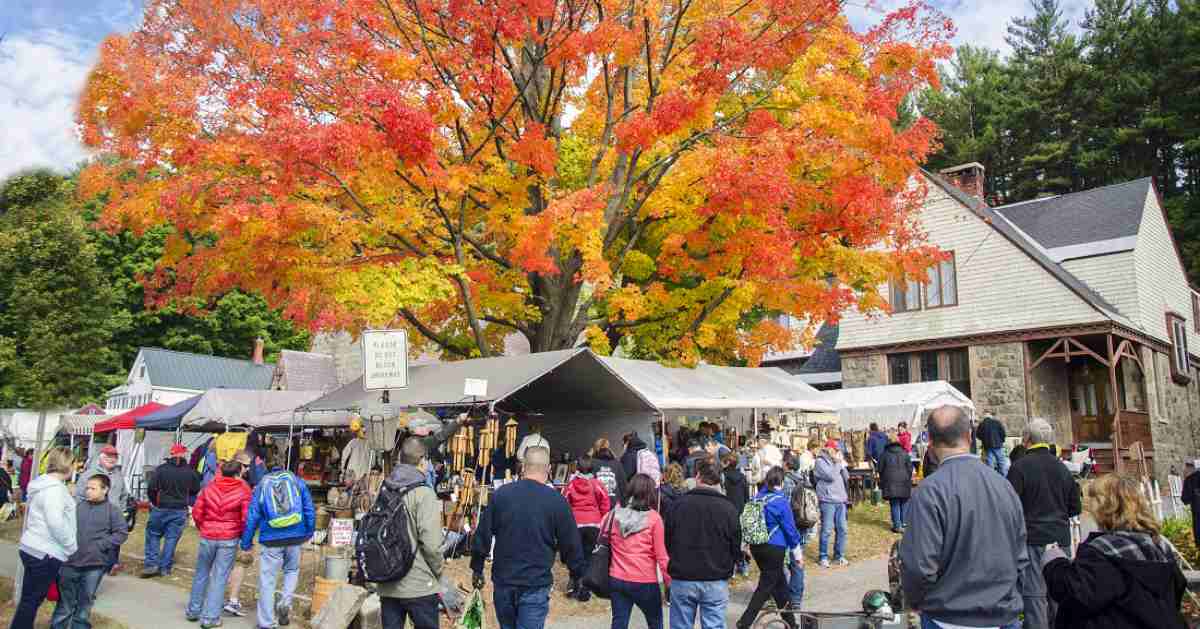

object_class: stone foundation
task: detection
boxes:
[841,353,887,388]
[969,343,1029,432]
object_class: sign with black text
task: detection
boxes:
[362,329,409,391]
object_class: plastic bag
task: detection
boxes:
[455,588,486,629]
[440,576,465,614]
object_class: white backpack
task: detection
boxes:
[636,449,661,485]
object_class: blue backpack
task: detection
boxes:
[260,471,303,529]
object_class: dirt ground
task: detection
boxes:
[0,575,129,629]
[0,501,899,627]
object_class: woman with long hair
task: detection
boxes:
[12,447,77,629]
[736,466,801,629]
[1043,473,1187,629]
[606,474,669,629]
[658,463,687,517]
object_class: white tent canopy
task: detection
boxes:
[599,356,835,413]
[816,380,975,431]
[177,389,329,430]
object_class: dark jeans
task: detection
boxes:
[381,594,439,629]
[888,498,908,530]
[144,507,187,574]
[51,565,106,629]
[737,544,795,629]
[579,527,600,558]
[610,578,662,629]
[11,551,63,629]
[493,585,551,629]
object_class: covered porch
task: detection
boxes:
[1026,330,1152,473]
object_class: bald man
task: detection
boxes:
[900,406,1027,629]
[471,446,584,629]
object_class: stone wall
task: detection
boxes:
[841,353,887,388]
[969,342,1029,433]
[1146,347,1200,486]
[1029,357,1072,447]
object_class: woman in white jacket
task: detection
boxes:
[12,447,77,629]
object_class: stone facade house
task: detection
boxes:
[837,164,1200,480]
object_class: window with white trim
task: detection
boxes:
[1167,312,1191,385]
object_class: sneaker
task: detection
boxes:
[223,601,245,617]
[835,558,849,567]
[200,621,223,629]
[185,614,199,623]
[819,559,830,568]
[140,566,160,579]
[276,605,290,627]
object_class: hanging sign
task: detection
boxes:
[464,378,488,397]
[362,329,409,391]
[330,518,355,547]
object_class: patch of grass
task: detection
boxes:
[0,576,128,629]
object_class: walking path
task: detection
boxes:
[0,540,887,628]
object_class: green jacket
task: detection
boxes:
[376,464,444,600]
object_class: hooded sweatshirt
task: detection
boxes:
[75,461,128,508]
[812,452,849,504]
[620,434,648,480]
[66,498,128,569]
[377,464,446,600]
[607,506,670,586]
[563,474,610,527]
[19,474,78,561]
[1044,530,1188,629]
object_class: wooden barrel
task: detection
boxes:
[310,576,339,618]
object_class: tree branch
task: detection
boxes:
[399,308,470,357]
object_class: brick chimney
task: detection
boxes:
[252,337,265,365]
[939,162,987,202]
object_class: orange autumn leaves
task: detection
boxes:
[77,0,952,364]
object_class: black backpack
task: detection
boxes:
[354,480,423,583]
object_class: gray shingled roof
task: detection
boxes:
[276,350,338,391]
[992,178,1151,249]
[141,347,276,391]
[922,171,1126,321]
[797,323,841,374]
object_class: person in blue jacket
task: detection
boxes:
[866,423,889,471]
[736,466,803,629]
[240,457,315,629]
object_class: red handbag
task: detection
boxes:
[47,580,59,602]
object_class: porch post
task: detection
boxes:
[1107,334,1123,474]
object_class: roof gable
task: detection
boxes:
[275,350,338,391]
[796,323,841,374]
[992,178,1151,250]
[139,347,276,391]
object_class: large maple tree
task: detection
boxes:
[79,0,952,365]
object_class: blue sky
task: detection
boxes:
[0,0,1093,181]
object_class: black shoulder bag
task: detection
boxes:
[581,511,616,599]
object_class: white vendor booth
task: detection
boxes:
[817,380,975,431]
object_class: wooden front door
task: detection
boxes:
[1070,363,1113,443]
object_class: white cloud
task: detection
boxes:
[0,30,98,180]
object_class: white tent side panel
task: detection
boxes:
[817,381,976,431]
[115,429,210,500]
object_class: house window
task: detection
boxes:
[139,365,146,379]
[889,278,921,313]
[925,254,958,308]
[1168,312,1191,384]
[1193,293,1200,333]
[887,347,971,398]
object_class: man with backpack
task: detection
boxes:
[240,457,315,628]
[621,432,660,486]
[370,437,445,629]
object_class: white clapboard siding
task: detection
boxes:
[838,181,1108,351]
[1133,189,1200,353]
[1062,252,1140,327]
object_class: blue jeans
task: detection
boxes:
[610,578,662,629]
[668,579,728,629]
[787,528,810,606]
[818,502,847,561]
[50,565,105,629]
[921,617,1020,629]
[13,551,63,629]
[889,498,908,530]
[492,585,551,629]
[144,507,187,574]
[985,448,1010,476]
[187,538,238,623]
[257,544,302,628]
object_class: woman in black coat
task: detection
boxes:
[877,435,912,533]
[1042,473,1187,629]
[721,452,750,516]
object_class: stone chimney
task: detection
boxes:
[252,337,265,365]
[939,162,987,202]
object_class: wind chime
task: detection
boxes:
[449,424,476,473]
[477,417,499,472]
[504,418,519,480]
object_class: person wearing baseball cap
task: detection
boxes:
[142,443,202,579]
[76,444,130,575]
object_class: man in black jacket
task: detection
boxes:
[1183,462,1200,546]
[1007,417,1081,629]
[978,413,1009,475]
[471,445,584,629]
[665,455,741,629]
[142,443,202,578]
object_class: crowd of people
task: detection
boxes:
[7,407,1195,629]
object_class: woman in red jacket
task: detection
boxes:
[186,459,252,628]
[606,473,669,629]
[564,457,610,601]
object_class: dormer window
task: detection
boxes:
[1167,312,1191,385]
[139,365,146,378]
